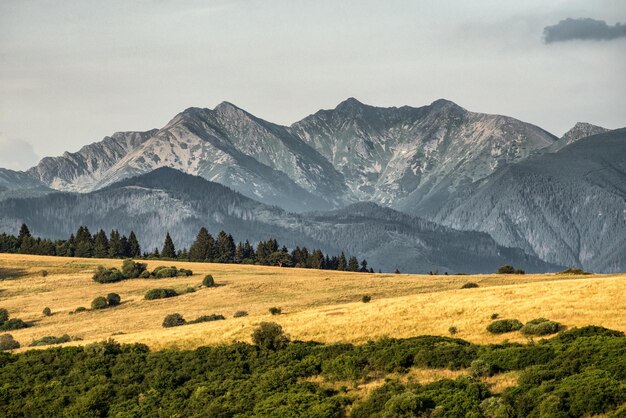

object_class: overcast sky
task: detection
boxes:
[1,0,625,170]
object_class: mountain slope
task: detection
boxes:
[0,168,557,273]
[0,168,52,201]
[546,122,610,152]
[433,128,626,272]
[291,98,557,215]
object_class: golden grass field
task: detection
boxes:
[1,253,625,354]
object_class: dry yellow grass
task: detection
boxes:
[1,253,625,352]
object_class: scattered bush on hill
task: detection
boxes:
[0,309,28,331]
[42,307,52,316]
[162,313,186,328]
[558,267,591,275]
[461,282,479,289]
[202,274,215,287]
[362,295,371,303]
[252,322,290,351]
[448,326,458,335]
[187,314,225,325]
[183,287,196,294]
[106,293,121,307]
[520,318,562,336]
[73,307,87,313]
[497,265,525,274]
[41,270,48,277]
[233,310,248,318]
[91,297,109,310]
[491,313,499,320]
[0,334,20,350]
[487,319,523,334]
[269,307,282,315]
[145,288,178,300]
[93,262,192,283]
[121,259,147,279]
[28,334,72,347]
[92,266,124,283]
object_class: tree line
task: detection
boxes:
[0,224,374,272]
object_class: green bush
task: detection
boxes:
[0,308,9,324]
[74,306,87,313]
[520,318,561,336]
[139,270,151,278]
[269,307,282,315]
[177,269,193,277]
[106,293,121,307]
[121,259,147,279]
[41,270,49,277]
[91,296,108,310]
[42,307,52,316]
[491,313,499,320]
[187,314,225,324]
[470,359,494,377]
[0,334,20,350]
[144,288,178,300]
[162,313,186,328]
[362,295,371,303]
[448,326,458,335]
[252,322,290,351]
[233,310,248,318]
[497,265,525,275]
[202,274,215,287]
[558,267,591,275]
[183,287,196,294]
[92,266,125,283]
[461,282,479,289]
[0,311,28,331]
[152,266,178,278]
[28,334,71,347]
[487,319,523,334]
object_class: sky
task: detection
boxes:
[1,0,625,170]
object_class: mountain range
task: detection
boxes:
[0,98,622,272]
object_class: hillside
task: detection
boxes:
[434,128,626,272]
[0,168,558,273]
[1,254,624,351]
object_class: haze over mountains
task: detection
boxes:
[0,98,623,272]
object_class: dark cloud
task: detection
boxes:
[543,18,626,43]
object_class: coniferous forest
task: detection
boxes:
[0,224,373,273]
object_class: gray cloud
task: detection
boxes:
[543,18,626,43]
[0,134,39,170]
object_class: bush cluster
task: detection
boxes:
[269,307,282,315]
[361,295,371,303]
[0,308,28,331]
[461,282,479,289]
[90,293,121,310]
[520,318,562,336]
[497,265,525,274]
[42,307,52,316]
[233,310,248,318]
[162,313,225,328]
[0,334,20,350]
[202,274,215,287]
[93,260,192,283]
[151,266,193,278]
[28,334,73,347]
[487,319,523,334]
[145,288,178,300]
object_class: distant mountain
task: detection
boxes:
[291,98,556,216]
[433,128,626,272]
[0,168,557,273]
[0,168,51,201]
[546,122,610,152]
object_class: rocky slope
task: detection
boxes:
[546,122,610,152]
[0,168,558,274]
[433,128,626,272]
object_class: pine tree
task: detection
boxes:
[360,259,368,272]
[74,226,93,258]
[161,232,176,259]
[215,231,235,263]
[108,230,123,258]
[189,227,211,262]
[93,229,109,258]
[310,249,325,269]
[120,235,130,258]
[17,224,31,247]
[128,231,141,257]
[337,252,347,271]
[348,256,359,272]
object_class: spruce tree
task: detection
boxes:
[337,252,347,271]
[161,232,176,259]
[128,231,141,257]
[360,259,368,272]
[189,227,211,262]
[93,229,110,258]
[348,256,359,272]
[215,231,235,263]
[310,249,325,269]
[17,224,31,247]
[108,230,123,258]
[74,226,93,258]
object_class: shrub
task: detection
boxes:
[487,319,523,334]
[520,318,561,336]
[252,322,290,350]
[91,296,109,310]
[448,326,458,335]
[121,259,147,279]
[41,270,49,277]
[202,274,215,287]
[187,314,225,324]
[139,270,151,278]
[92,266,124,283]
[461,282,479,289]
[497,265,525,275]
[162,313,186,328]
[362,295,371,303]
[233,310,248,318]
[470,359,494,377]
[183,287,196,294]
[28,334,71,347]
[177,269,193,277]
[558,267,591,275]
[42,307,52,316]
[145,288,178,300]
[106,293,121,307]
[153,266,178,278]
[269,307,282,315]
[0,308,9,324]
[0,334,20,350]
[74,306,87,313]
[491,313,499,320]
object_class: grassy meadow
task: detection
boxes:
[1,253,625,351]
